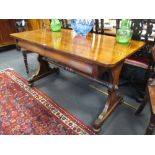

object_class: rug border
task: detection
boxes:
[1,68,96,135]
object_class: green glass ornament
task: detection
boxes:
[116,19,132,44]
[120,19,131,30]
[50,19,61,32]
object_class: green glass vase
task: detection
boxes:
[50,19,61,32]
[116,29,132,44]
[120,19,131,30]
[116,19,132,44]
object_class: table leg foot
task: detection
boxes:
[93,94,122,133]
[92,63,124,133]
[28,81,34,87]
[93,119,102,133]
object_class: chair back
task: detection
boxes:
[60,19,71,29]
[92,19,104,34]
[93,19,116,36]
[16,19,27,32]
[131,19,144,40]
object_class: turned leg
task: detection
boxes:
[93,63,123,132]
[135,64,152,112]
[145,115,155,135]
[135,76,154,115]
[28,55,59,86]
[135,93,147,115]
[22,51,29,74]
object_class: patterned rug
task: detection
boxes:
[0,68,95,135]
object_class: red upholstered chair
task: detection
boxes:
[140,48,155,134]
[135,46,155,114]
[124,20,154,72]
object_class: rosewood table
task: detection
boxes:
[11,29,145,132]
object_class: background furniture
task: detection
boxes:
[91,19,116,36]
[16,19,29,74]
[136,46,155,115]
[60,19,71,29]
[146,78,155,134]
[146,46,155,134]
[26,19,50,30]
[0,19,16,51]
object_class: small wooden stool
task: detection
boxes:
[146,78,155,135]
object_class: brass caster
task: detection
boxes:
[93,119,102,133]
[28,81,34,87]
[92,127,101,133]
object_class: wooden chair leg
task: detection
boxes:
[135,67,151,113]
[145,115,155,135]
[135,94,147,115]
[22,51,29,74]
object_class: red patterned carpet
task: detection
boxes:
[0,69,95,135]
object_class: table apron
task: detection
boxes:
[17,40,108,78]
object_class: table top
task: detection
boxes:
[11,29,145,67]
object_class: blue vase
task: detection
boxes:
[71,19,94,36]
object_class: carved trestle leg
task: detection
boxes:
[145,115,155,135]
[93,63,123,132]
[28,55,59,86]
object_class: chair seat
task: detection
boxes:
[125,56,150,69]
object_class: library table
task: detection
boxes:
[11,29,145,132]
